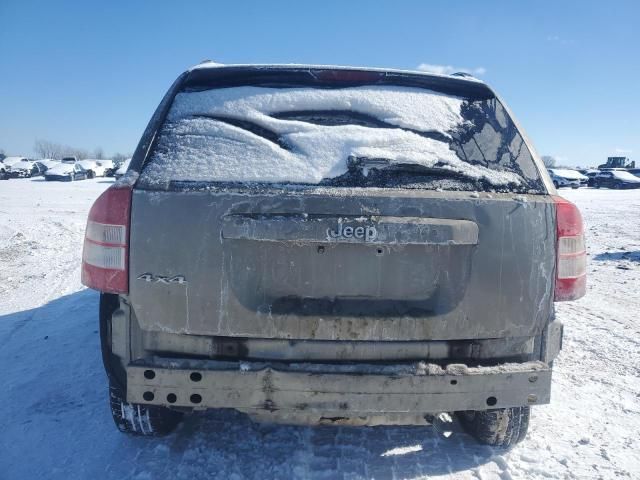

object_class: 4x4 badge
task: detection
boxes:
[137,273,187,285]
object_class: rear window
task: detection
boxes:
[138,83,544,193]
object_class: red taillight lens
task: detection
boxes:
[553,196,586,301]
[81,185,132,294]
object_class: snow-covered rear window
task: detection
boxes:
[139,85,543,192]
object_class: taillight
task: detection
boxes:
[81,184,132,293]
[553,196,586,301]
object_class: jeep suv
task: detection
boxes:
[81,64,586,447]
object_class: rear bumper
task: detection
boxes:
[126,358,552,417]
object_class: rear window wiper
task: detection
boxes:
[347,155,473,179]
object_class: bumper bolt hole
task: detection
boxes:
[143,391,154,402]
[190,393,202,404]
[486,396,497,406]
[166,393,177,404]
[190,372,203,382]
[143,369,156,380]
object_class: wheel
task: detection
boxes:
[553,181,559,188]
[456,406,530,448]
[109,383,183,436]
[87,170,95,179]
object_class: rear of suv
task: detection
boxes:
[82,64,586,447]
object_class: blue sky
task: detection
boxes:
[1,0,638,167]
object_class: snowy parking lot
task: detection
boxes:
[0,178,638,479]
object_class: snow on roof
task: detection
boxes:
[2,156,27,165]
[46,163,74,174]
[611,170,640,181]
[141,85,521,187]
[549,169,587,180]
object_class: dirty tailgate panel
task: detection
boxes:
[128,188,555,341]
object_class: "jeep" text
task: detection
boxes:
[327,223,377,242]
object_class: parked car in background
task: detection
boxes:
[547,168,586,188]
[0,160,9,180]
[61,156,79,164]
[2,156,29,174]
[8,159,48,178]
[593,170,640,189]
[97,159,114,176]
[83,64,586,448]
[105,158,129,177]
[113,158,131,179]
[585,171,600,187]
[78,159,114,177]
[44,162,90,181]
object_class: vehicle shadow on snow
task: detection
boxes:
[592,250,640,263]
[141,410,506,478]
[0,290,506,479]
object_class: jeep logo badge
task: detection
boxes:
[327,222,377,242]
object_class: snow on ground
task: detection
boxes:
[0,179,638,479]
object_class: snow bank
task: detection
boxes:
[141,86,522,187]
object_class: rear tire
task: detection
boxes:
[109,383,183,436]
[456,406,530,448]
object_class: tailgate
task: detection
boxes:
[128,188,555,341]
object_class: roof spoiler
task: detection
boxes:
[183,66,495,100]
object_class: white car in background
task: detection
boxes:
[2,156,29,172]
[78,159,114,177]
[548,168,587,189]
[114,158,131,179]
[44,162,90,181]
[0,159,12,180]
[7,159,48,178]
